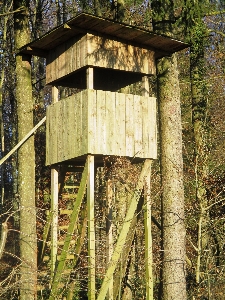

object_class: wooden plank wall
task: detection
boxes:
[46,90,157,165]
[46,33,156,84]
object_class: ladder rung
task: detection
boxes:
[58,239,76,246]
[64,185,80,189]
[37,283,64,291]
[58,225,69,230]
[43,254,75,261]
[60,209,73,215]
[47,239,76,246]
[62,194,77,199]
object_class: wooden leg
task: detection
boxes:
[87,155,96,299]
[51,167,58,279]
[142,75,149,97]
[52,85,59,103]
[106,179,113,300]
[144,162,153,300]
[87,67,94,89]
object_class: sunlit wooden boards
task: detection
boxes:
[46,89,157,165]
[46,33,156,84]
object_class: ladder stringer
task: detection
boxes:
[66,206,88,300]
[39,210,53,264]
[49,158,89,300]
[97,159,152,300]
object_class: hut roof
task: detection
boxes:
[19,13,188,59]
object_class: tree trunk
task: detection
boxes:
[151,1,187,298]
[190,20,210,285]
[14,1,37,299]
[157,54,187,300]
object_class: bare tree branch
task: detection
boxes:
[0,6,25,17]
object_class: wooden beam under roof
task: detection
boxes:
[18,12,188,58]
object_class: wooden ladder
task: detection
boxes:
[38,158,90,299]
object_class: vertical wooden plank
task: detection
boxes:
[64,40,69,76]
[142,96,149,158]
[54,46,59,83]
[125,94,134,158]
[148,51,156,75]
[87,155,95,300]
[152,96,157,159]
[134,95,143,158]
[58,43,65,79]
[87,89,97,154]
[63,97,69,160]
[127,44,134,73]
[51,167,58,280]
[80,34,86,69]
[82,90,88,155]
[72,37,77,72]
[76,36,81,69]
[96,90,106,155]
[105,91,115,154]
[86,33,91,65]
[115,92,125,156]
[148,97,157,159]
[62,99,67,161]
[51,103,58,164]
[66,96,72,160]
[106,179,113,300]
[66,39,73,76]
[46,107,50,165]
[46,51,52,84]
[57,101,63,163]
[141,76,149,158]
[76,91,82,156]
[71,94,78,158]
[50,49,56,84]
[144,162,153,300]
[87,67,94,89]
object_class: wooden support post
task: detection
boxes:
[51,167,58,279]
[106,179,113,300]
[142,76,153,299]
[87,155,95,299]
[142,76,149,97]
[52,85,59,103]
[87,67,94,89]
[144,162,153,300]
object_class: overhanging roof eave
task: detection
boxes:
[18,12,189,58]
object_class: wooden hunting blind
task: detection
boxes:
[21,12,187,166]
[20,12,187,300]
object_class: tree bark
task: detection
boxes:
[151,1,187,298]
[14,1,37,299]
[157,54,187,300]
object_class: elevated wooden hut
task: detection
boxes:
[20,13,187,300]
